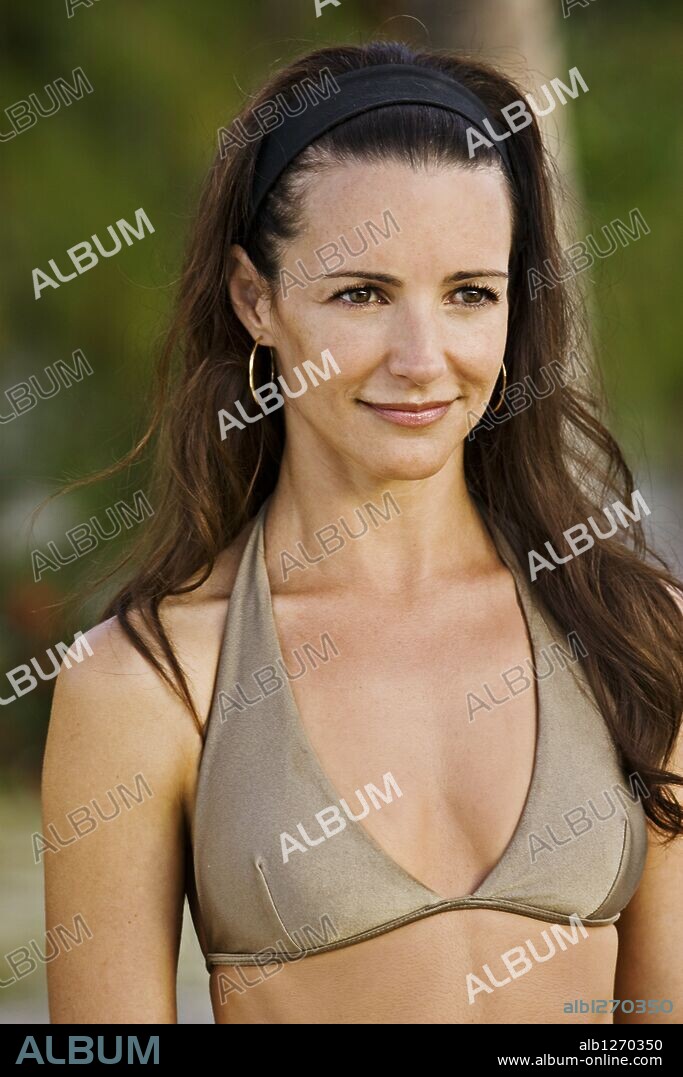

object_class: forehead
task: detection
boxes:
[293,160,513,267]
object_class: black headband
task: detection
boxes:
[245,63,513,239]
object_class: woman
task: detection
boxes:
[43,41,683,1025]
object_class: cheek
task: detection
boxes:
[454,308,509,376]
[273,305,349,379]
[276,324,372,391]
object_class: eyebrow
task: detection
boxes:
[322,269,509,285]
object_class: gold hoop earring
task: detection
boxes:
[491,361,507,413]
[248,338,276,404]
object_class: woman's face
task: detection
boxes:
[232,160,513,483]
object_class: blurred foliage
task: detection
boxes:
[562,0,683,465]
[1,0,681,783]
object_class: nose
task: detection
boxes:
[384,306,452,386]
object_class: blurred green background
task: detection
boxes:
[1,0,681,1023]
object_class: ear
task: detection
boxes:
[226,244,276,347]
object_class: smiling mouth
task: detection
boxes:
[358,400,457,427]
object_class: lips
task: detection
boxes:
[359,400,453,427]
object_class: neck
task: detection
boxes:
[264,445,495,594]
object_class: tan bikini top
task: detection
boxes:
[192,496,648,968]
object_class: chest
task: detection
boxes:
[267,577,538,897]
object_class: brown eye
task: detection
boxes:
[333,287,377,304]
[453,285,500,307]
[347,288,373,303]
[461,287,485,304]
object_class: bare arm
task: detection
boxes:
[42,617,199,1024]
[613,590,683,1024]
[613,815,683,1023]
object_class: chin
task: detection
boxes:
[359,447,456,483]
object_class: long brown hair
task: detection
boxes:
[77,41,683,838]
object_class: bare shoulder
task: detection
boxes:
[45,520,254,803]
[41,527,255,1021]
